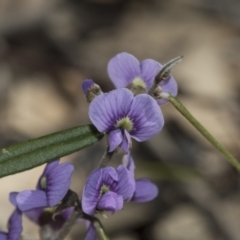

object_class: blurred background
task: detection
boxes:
[0,0,240,239]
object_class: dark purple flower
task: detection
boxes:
[0,209,22,240]
[82,166,135,215]
[107,52,178,105]
[122,153,158,202]
[10,191,74,234]
[89,88,164,152]
[14,159,74,212]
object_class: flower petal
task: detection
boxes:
[82,167,118,215]
[16,190,48,211]
[85,223,96,240]
[131,179,158,203]
[119,130,131,153]
[24,208,43,224]
[89,88,133,132]
[122,153,135,175]
[108,129,123,152]
[140,59,161,90]
[129,94,164,141]
[107,52,141,88]
[111,165,135,201]
[0,232,7,240]
[82,79,95,95]
[97,191,123,212]
[46,162,74,207]
[157,76,178,105]
[7,209,22,240]
[36,160,60,190]
[9,192,18,207]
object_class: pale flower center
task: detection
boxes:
[99,184,110,199]
[132,77,146,89]
[115,117,133,131]
[40,177,47,190]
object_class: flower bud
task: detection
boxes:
[82,79,102,103]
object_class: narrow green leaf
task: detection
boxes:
[0,124,100,163]
[0,124,104,178]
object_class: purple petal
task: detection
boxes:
[122,153,135,175]
[82,167,118,215]
[24,208,43,224]
[119,130,131,153]
[85,223,97,240]
[9,192,18,207]
[37,160,60,190]
[129,94,164,141]
[157,76,178,105]
[46,162,74,207]
[7,209,22,240]
[140,59,161,90]
[107,52,141,88]
[0,233,7,240]
[16,190,48,211]
[131,179,158,203]
[82,79,95,95]
[111,165,135,201]
[108,129,123,152]
[89,88,133,132]
[97,192,123,212]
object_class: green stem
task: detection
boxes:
[167,94,240,172]
[98,147,114,168]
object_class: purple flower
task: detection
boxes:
[123,153,158,202]
[14,159,74,212]
[89,88,164,152]
[0,209,22,240]
[107,52,178,105]
[82,166,135,215]
[10,191,74,235]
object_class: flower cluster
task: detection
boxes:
[1,52,178,240]
[83,52,178,153]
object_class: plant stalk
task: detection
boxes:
[167,94,240,172]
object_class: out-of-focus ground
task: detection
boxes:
[0,0,240,239]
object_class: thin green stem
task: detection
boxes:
[167,94,240,172]
[98,147,114,168]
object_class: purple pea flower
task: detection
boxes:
[11,191,73,237]
[14,159,74,212]
[0,209,22,240]
[122,153,158,202]
[107,52,178,105]
[82,166,135,215]
[89,88,164,152]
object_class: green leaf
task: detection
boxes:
[0,124,104,178]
